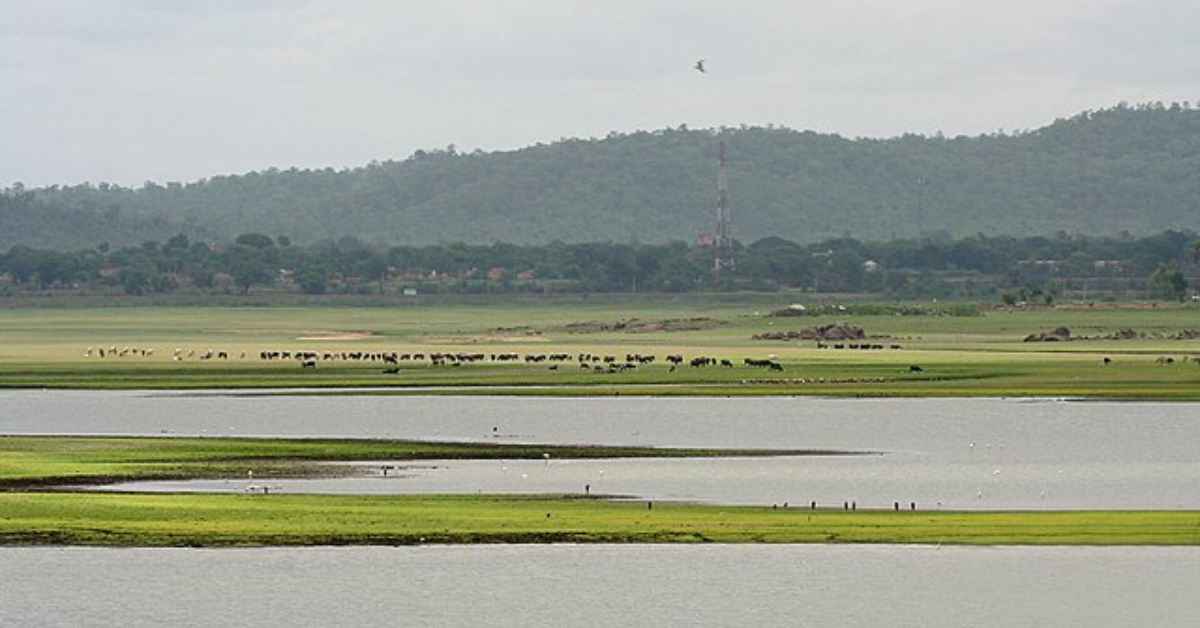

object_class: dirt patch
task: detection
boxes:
[488,327,545,340]
[296,331,377,341]
[567,318,716,334]
[627,318,715,333]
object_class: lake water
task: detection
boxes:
[3,392,1197,625]
[3,391,1196,510]
[2,545,1197,628]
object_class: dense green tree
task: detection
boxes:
[235,233,276,249]
[225,245,274,294]
[1147,262,1188,299]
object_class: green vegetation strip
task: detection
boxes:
[0,436,1195,547]
[1,493,1195,547]
[0,435,835,489]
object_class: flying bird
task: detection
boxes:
[694,59,706,73]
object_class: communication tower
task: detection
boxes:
[713,139,733,272]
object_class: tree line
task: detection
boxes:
[2,231,1196,301]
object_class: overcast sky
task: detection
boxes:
[3,0,1197,187]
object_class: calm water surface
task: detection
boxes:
[3,393,1197,625]
[4,391,1195,509]
[2,545,1196,628]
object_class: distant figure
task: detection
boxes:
[1102,357,1112,366]
[694,59,706,73]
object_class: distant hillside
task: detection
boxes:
[3,103,1198,249]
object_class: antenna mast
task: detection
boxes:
[713,139,733,272]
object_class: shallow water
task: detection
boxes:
[2,545,1196,628]
[5,391,1192,509]
[107,452,1199,510]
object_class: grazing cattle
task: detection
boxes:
[744,358,782,371]
[908,365,924,373]
[1102,357,1112,365]
[300,360,317,369]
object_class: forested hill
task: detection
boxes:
[4,104,1199,250]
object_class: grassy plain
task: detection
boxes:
[0,296,1197,398]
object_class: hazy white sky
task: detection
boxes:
[2,0,1197,187]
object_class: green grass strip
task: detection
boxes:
[0,493,1195,547]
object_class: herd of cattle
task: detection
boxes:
[264,350,788,373]
[83,346,790,373]
[84,343,1200,376]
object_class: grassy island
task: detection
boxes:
[2,493,1195,547]
[0,435,1196,547]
